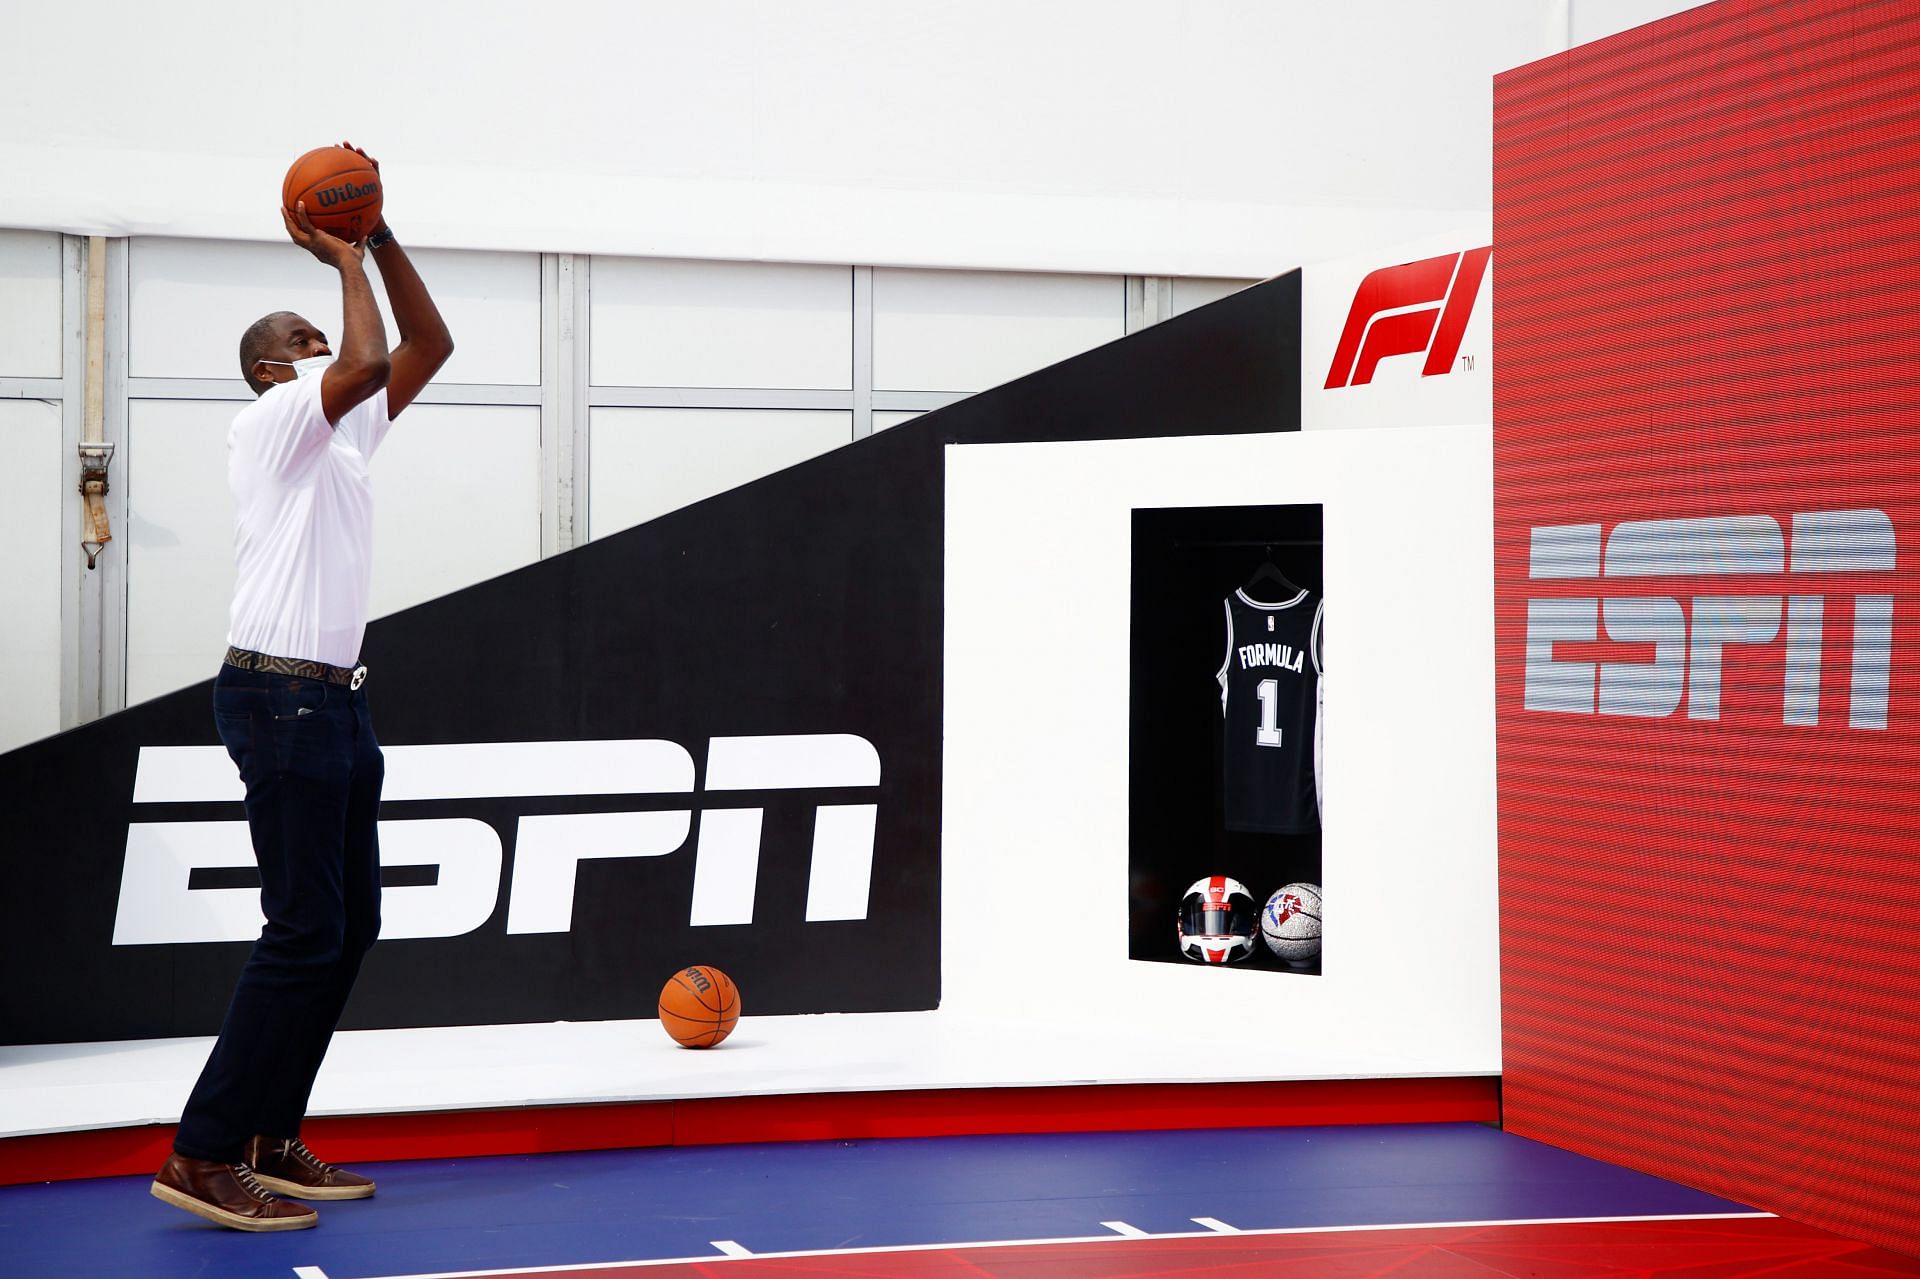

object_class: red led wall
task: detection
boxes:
[1494,0,1920,1255]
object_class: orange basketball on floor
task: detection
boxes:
[658,965,740,1048]
[282,146,383,242]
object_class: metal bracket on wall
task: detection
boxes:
[78,441,115,569]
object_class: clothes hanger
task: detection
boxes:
[1241,546,1303,603]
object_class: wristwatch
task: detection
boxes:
[366,225,396,250]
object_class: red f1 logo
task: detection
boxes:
[1324,247,1492,389]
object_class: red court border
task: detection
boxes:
[0,1076,1497,1186]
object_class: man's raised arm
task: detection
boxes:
[281,201,390,427]
[340,142,454,417]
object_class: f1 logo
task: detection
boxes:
[1324,247,1491,389]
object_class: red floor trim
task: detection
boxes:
[672,1077,1499,1146]
[0,1075,1497,1187]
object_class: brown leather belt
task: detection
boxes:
[224,646,368,690]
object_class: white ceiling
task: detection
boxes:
[0,0,1714,273]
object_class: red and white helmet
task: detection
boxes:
[1176,876,1257,964]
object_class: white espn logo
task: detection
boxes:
[114,734,881,946]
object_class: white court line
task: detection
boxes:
[1192,1217,1239,1233]
[349,1212,1776,1278]
[293,1268,332,1279]
[709,1241,752,1258]
[1100,1220,1149,1237]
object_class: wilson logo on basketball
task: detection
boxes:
[316,180,378,207]
[1523,508,1895,729]
[1324,247,1490,388]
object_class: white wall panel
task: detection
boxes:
[1170,277,1260,317]
[0,230,63,379]
[129,238,540,385]
[589,408,851,537]
[124,400,234,705]
[873,270,1123,393]
[372,247,541,386]
[873,412,922,432]
[0,400,64,752]
[370,405,541,617]
[944,424,1499,1076]
[589,258,851,389]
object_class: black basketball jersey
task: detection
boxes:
[1216,588,1323,833]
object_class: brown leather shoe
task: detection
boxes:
[244,1135,376,1200]
[150,1153,318,1231]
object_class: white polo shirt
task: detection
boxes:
[226,374,392,669]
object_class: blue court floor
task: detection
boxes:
[0,1122,1810,1279]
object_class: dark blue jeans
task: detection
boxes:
[173,664,384,1163]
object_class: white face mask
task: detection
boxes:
[260,354,334,381]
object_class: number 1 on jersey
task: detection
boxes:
[1256,678,1283,747]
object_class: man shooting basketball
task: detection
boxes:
[151,142,453,1232]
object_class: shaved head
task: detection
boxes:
[238,311,299,395]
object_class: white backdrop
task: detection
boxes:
[942,424,1500,1077]
[0,2,1572,275]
